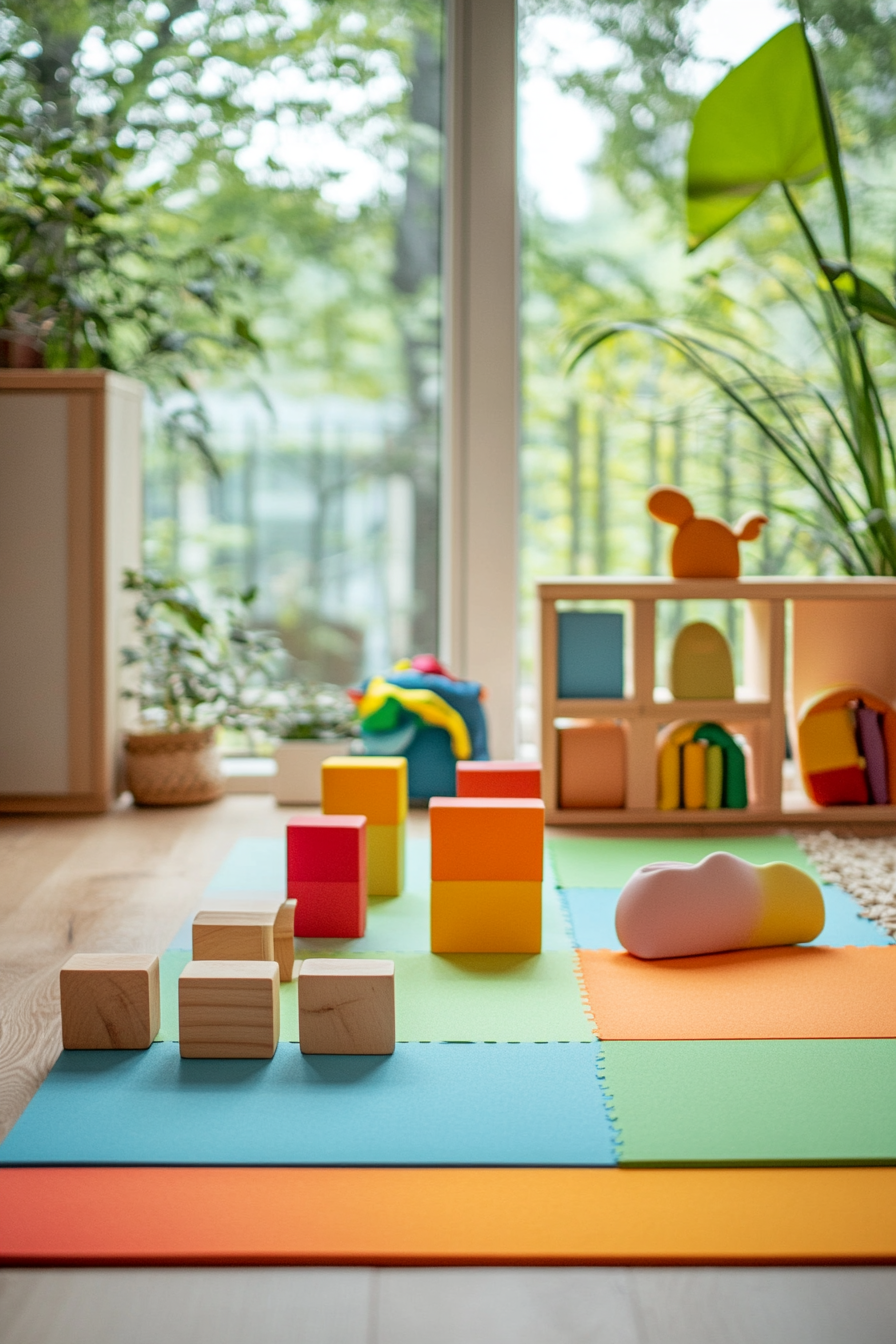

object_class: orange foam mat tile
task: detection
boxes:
[577,945,896,1040]
[1,1167,895,1265]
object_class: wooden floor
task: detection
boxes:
[1,796,894,1344]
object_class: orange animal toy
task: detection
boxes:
[647,486,768,579]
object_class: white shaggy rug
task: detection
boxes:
[795,831,896,939]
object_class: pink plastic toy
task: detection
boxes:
[615,851,824,960]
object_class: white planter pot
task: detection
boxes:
[273,739,352,805]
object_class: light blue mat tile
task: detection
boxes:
[0,1042,616,1168]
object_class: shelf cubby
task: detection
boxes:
[538,576,896,827]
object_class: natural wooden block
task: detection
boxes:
[192,910,276,963]
[299,959,395,1055]
[275,900,296,981]
[178,960,280,1059]
[59,953,160,1050]
[367,821,405,897]
[429,798,544,881]
[559,721,626,809]
[322,756,408,825]
[430,880,542,953]
[456,761,542,798]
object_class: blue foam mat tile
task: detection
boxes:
[0,1042,615,1168]
[560,883,892,950]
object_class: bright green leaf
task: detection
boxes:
[820,261,896,330]
[687,23,828,251]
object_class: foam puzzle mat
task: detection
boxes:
[2,832,895,1265]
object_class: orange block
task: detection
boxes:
[558,722,626,809]
[2,1167,895,1264]
[429,797,544,881]
[577,945,896,1041]
[322,757,407,825]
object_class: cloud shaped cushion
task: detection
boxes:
[615,851,825,960]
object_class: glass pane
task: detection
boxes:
[2,2,444,688]
[518,1,896,746]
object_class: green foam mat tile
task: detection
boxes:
[157,949,592,1044]
[548,835,819,890]
[601,1039,896,1166]
[169,836,572,954]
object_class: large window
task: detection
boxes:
[2,2,444,688]
[518,0,896,746]
[142,4,444,685]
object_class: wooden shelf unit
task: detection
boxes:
[538,575,896,827]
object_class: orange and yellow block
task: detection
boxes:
[429,797,544,953]
[322,757,407,897]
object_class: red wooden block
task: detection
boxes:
[287,815,366,886]
[456,761,542,799]
[807,765,869,807]
[293,880,366,939]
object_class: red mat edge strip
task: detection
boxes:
[2,1167,895,1266]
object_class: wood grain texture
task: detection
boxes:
[299,959,395,1055]
[1,1264,895,1344]
[275,901,296,983]
[191,911,276,963]
[0,795,331,1141]
[59,954,159,1050]
[178,960,280,1059]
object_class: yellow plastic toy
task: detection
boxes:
[647,486,768,578]
[670,621,735,699]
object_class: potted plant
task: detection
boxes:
[272,685,358,806]
[120,570,282,806]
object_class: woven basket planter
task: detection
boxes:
[125,727,224,807]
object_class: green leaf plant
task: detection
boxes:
[121,569,285,739]
[570,18,896,575]
[0,111,263,475]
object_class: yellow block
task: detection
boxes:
[670,621,735,699]
[322,756,408,825]
[798,707,863,774]
[656,722,698,810]
[704,742,723,809]
[682,739,706,809]
[367,821,405,898]
[430,879,542,953]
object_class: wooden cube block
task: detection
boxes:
[367,821,405,897]
[322,756,408,825]
[429,797,544,881]
[456,760,542,798]
[298,959,395,1055]
[192,910,276,963]
[430,880,542,953]
[287,814,366,889]
[60,954,160,1050]
[195,898,293,981]
[558,721,626,809]
[275,900,296,981]
[293,880,366,938]
[178,960,280,1059]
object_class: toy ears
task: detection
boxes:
[647,486,694,527]
[734,511,769,541]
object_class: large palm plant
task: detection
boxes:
[570,18,896,575]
